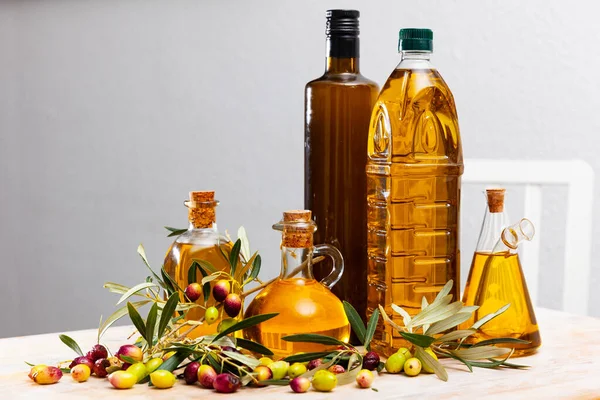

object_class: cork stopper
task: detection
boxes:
[189,191,214,203]
[186,191,217,229]
[486,189,506,213]
[279,210,315,248]
[283,210,312,222]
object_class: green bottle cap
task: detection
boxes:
[398,28,433,52]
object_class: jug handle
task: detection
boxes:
[313,244,344,289]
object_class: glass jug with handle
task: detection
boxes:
[243,210,350,357]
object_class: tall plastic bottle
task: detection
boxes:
[366,29,463,355]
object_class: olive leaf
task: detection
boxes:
[364,308,380,351]
[116,282,158,305]
[237,226,251,261]
[248,254,262,281]
[229,239,241,276]
[435,329,476,342]
[235,338,274,356]
[425,312,472,335]
[223,350,260,369]
[164,226,187,237]
[283,351,333,363]
[158,293,179,338]
[471,304,511,329]
[391,304,412,330]
[137,244,163,285]
[191,259,217,275]
[415,346,448,382]
[103,282,132,295]
[59,334,83,356]
[212,313,279,342]
[127,301,147,342]
[343,301,366,344]
[282,333,347,347]
[400,332,436,348]
[145,303,159,345]
[157,351,191,372]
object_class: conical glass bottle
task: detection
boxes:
[163,191,233,338]
[366,28,463,356]
[461,189,542,356]
[243,210,350,357]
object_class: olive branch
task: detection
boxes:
[378,280,529,381]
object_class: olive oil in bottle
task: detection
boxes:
[304,10,379,336]
[461,189,541,356]
[163,191,233,338]
[366,29,463,356]
[243,210,350,357]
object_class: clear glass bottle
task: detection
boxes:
[304,10,379,339]
[163,191,233,338]
[366,29,463,356]
[461,189,541,356]
[243,210,350,357]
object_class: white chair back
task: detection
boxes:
[462,159,594,315]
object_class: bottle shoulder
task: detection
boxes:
[173,229,228,246]
[306,73,379,89]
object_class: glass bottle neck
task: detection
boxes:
[280,246,314,280]
[326,57,359,73]
[326,36,359,73]
[476,210,510,252]
[188,221,218,231]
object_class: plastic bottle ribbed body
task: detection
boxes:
[366,59,463,356]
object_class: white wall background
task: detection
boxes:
[1,0,599,338]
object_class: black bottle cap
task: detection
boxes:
[326,9,360,38]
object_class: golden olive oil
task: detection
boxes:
[366,30,463,356]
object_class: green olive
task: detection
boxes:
[288,363,307,379]
[312,370,337,392]
[397,347,412,360]
[145,358,163,374]
[267,361,289,380]
[403,357,422,377]
[205,306,219,325]
[126,363,147,383]
[385,353,406,374]
[258,357,273,366]
[150,370,176,389]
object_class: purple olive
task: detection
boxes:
[69,356,94,371]
[212,280,230,302]
[362,351,380,371]
[93,358,111,378]
[307,359,323,370]
[183,361,200,384]
[86,344,108,362]
[290,376,310,393]
[213,373,241,393]
[223,294,242,317]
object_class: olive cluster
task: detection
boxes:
[185,279,242,326]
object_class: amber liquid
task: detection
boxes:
[243,278,350,357]
[305,58,379,336]
[163,241,232,338]
[461,252,541,356]
[366,67,463,356]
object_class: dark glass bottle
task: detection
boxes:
[304,9,379,339]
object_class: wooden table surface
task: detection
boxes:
[1,308,600,399]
